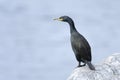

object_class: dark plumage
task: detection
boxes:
[54,16,95,70]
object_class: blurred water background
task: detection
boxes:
[0,0,120,80]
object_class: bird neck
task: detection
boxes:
[68,20,77,34]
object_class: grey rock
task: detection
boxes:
[67,53,120,80]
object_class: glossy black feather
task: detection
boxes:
[71,31,91,62]
[57,16,95,70]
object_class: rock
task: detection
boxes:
[67,53,120,80]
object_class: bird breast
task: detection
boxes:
[70,34,82,54]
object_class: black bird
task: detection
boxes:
[54,16,95,70]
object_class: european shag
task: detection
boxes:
[54,16,95,70]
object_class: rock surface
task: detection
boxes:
[67,53,120,80]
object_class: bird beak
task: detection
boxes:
[53,18,63,21]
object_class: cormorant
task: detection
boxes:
[54,16,95,70]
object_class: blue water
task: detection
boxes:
[0,0,120,80]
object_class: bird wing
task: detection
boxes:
[71,33,91,61]
[78,34,91,61]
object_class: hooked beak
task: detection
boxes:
[53,18,63,21]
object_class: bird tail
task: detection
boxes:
[86,61,95,70]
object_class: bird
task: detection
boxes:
[54,16,95,70]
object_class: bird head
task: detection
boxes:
[54,16,72,22]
